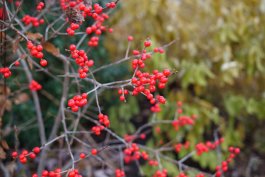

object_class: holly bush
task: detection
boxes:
[0,0,252,177]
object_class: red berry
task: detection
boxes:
[128,35,134,41]
[40,59,48,67]
[91,149,97,155]
[33,147,41,154]
[79,153,86,159]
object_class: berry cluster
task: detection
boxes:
[22,15,44,27]
[27,41,47,66]
[60,1,116,47]
[106,2,116,9]
[91,125,104,136]
[12,147,41,164]
[195,138,224,156]
[69,44,94,78]
[90,114,110,136]
[87,36,100,47]
[148,160,158,166]
[153,169,167,177]
[98,113,110,127]
[36,2,45,11]
[174,141,190,153]
[124,133,146,143]
[66,23,80,36]
[0,67,11,78]
[118,89,129,101]
[153,47,165,54]
[214,147,240,177]
[67,93,88,112]
[141,151,149,160]
[29,80,42,91]
[32,168,62,177]
[123,143,142,164]
[196,173,205,177]
[115,169,125,177]
[172,115,195,131]
[68,169,82,177]
[176,173,188,177]
[128,40,171,111]
[131,69,170,110]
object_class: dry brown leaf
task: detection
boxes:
[42,42,60,57]
[1,140,9,150]
[0,84,11,95]
[0,147,6,159]
[0,85,12,115]
[26,32,43,41]
[14,93,29,104]
[4,100,12,111]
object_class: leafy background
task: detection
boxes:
[104,0,265,176]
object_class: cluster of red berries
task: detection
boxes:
[196,173,205,177]
[32,169,62,177]
[68,169,82,177]
[148,160,158,166]
[22,15,44,27]
[123,133,146,142]
[131,50,151,69]
[91,125,104,136]
[69,44,94,78]
[141,151,149,160]
[60,0,82,10]
[66,23,80,36]
[0,67,11,78]
[174,141,190,153]
[115,169,125,177]
[98,113,110,127]
[172,115,195,131]
[195,138,224,155]
[129,40,171,111]
[29,80,42,91]
[176,173,188,177]
[176,101,184,114]
[36,2,45,11]
[86,24,106,36]
[153,169,167,177]
[12,147,41,164]
[61,1,115,47]
[118,89,129,101]
[153,47,165,54]
[106,2,116,8]
[215,146,240,177]
[27,41,47,67]
[124,134,135,142]
[87,36,100,47]
[123,143,142,164]
[131,69,170,110]
[150,103,161,112]
[91,113,110,135]
[67,93,88,112]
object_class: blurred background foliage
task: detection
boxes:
[104,0,265,173]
